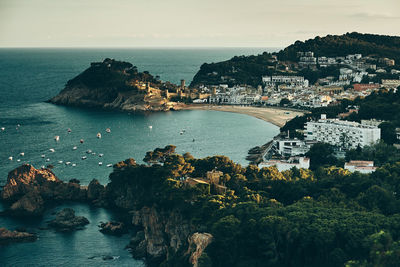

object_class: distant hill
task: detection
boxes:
[190,32,400,87]
[278,32,400,62]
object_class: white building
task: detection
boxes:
[259,157,310,172]
[305,114,381,149]
[344,160,377,174]
[262,75,309,88]
[275,138,312,157]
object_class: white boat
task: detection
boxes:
[106,164,113,167]
[49,148,55,153]
[73,146,77,150]
[1,127,5,131]
[41,154,45,158]
[148,126,152,129]
[17,124,20,127]
[58,160,63,164]
[72,163,76,167]
[106,128,111,133]
[8,156,13,161]
[54,136,60,142]
[99,153,104,157]
[17,159,21,162]
[65,162,71,165]
[86,149,92,154]
[180,131,183,135]
[80,139,84,144]
[98,162,103,166]
[97,132,102,139]
[92,152,96,155]
[81,156,87,160]
[46,158,50,162]
[20,152,24,156]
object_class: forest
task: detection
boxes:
[106,145,400,267]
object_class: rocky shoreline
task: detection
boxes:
[0,164,212,266]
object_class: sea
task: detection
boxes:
[0,47,279,266]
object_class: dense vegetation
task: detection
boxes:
[107,145,400,267]
[66,58,174,92]
[278,32,400,62]
[190,32,400,87]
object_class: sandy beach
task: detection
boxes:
[183,104,307,128]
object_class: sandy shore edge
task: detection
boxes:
[182,104,306,128]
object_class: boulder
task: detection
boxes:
[48,208,89,232]
[9,191,44,217]
[1,164,88,216]
[0,227,37,244]
[87,179,105,202]
[99,221,127,236]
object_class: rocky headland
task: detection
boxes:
[49,58,187,112]
[0,159,212,266]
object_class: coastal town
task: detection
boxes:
[183,51,400,173]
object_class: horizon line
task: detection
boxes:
[0,46,283,50]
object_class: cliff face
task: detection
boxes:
[130,206,212,266]
[49,58,184,112]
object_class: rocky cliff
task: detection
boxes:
[1,164,102,216]
[1,163,212,266]
[49,58,185,112]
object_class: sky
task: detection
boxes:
[0,0,399,48]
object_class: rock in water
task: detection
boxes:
[0,164,88,216]
[47,208,89,232]
[0,227,37,245]
[99,221,127,236]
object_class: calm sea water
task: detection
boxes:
[0,48,279,266]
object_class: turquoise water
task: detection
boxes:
[0,48,279,266]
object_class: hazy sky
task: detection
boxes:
[0,0,399,47]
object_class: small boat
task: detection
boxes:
[41,165,45,169]
[99,153,104,157]
[81,156,87,160]
[17,159,21,162]
[20,152,24,156]
[41,154,45,158]
[106,128,111,133]
[1,127,5,131]
[58,160,63,164]
[106,164,113,167]
[46,158,50,162]
[80,139,84,144]
[65,162,71,165]
[49,148,55,153]
[148,126,153,129]
[8,156,13,161]
[67,128,72,133]
[98,162,103,166]
[92,152,96,155]
[180,131,183,135]
[73,146,77,150]
[97,132,102,139]
[72,163,76,167]
[54,136,60,142]
[86,149,92,154]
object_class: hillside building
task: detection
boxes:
[305,114,381,149]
